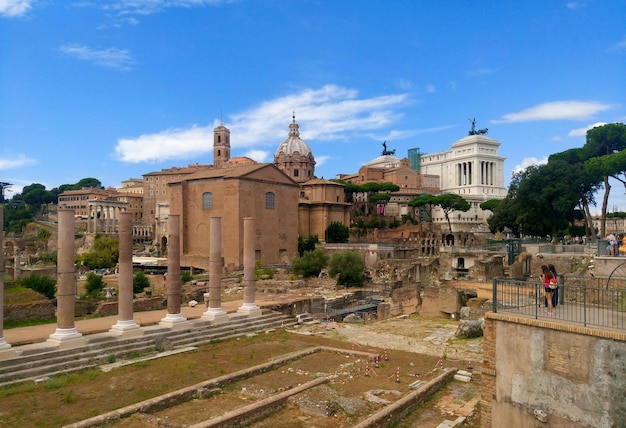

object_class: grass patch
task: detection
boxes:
[3,317,58,329]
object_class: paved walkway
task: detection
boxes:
[2,294,302,347]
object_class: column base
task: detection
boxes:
[236,305,263,318]
[0,347,16,361]
[109,320,142,337]
[159,313,188,329]
[202,308,229,324]
[47,328,85,349]
[0,338,13,361]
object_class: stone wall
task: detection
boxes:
[481,313,626,427]
[3,301,55,322]
[389,286,419,316]
[93,297,166,316]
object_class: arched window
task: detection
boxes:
[203,192,213,210]
[265,192,275,210]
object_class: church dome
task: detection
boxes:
[274,115,313,157]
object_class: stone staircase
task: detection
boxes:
[295,312,319,326]
[0,310,296,387]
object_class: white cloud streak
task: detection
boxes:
[0,0,32,17]
[568,122,607,137]
[492,100,613,124]
[100,0,230,16]
[114,85,412,164]
[59,44,136,71]
[0,154,37,169]
[513,157,547,174]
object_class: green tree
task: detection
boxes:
[326,221,349,243]
[38,251,57,264]
[328,250,365,287]
[292,249,329,277]
[582,123,626,236]
[408,194,437,223]
[480,199,501,212]
[433,193,471,232]
[17,275,57,299]
[133,271,151,294]
[488,158,590,238]
[76,234,119,269]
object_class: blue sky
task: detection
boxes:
[1,0,625,213]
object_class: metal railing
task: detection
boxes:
[492,277,626,330]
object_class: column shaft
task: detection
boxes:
[203,216,228,321]
[166,214,182,315]
[49,209,82,343]
[111,212,140,333]
[0,206,9,348]
[238,217,261,316]
[208,216,222,310]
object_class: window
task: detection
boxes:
[293,169,299,177]
[203,192,213,210]
[265,192,275,209]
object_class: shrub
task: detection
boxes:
[297,235,319,257]
[16,275,56,299]
[292,249,329,278]
[133,271,151,294]
[181,271,193,284]
[326,222,349,243]
[328,250,365,287]
[85,272,105,297]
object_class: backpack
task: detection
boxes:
[549,277,558,289]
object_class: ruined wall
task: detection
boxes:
[4,301,55,322]
[481,314,626,427]
[389,286,419,316]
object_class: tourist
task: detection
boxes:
[607,233,618,256]
[548,264,559,309]
[541,265,556,316]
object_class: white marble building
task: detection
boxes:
[420,133,507,233]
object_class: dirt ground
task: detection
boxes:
[0,315,482,428]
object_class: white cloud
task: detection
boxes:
[425,84,436,94]
[0,0,33,17]
[568,122,607,137]
[315,155,330,168]
[114,85,411,164]
[566,2,585,10]
[512,157,547,174]
[493,101,613,124]
[59,44,136,71]
[242,149,270,163]
[115,125,211,163]
[100,0,229,16]
[0,154,37,169]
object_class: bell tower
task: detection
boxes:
[213,122,231,168]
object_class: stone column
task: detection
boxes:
[0,206,11,351]
[160,214,187,327]
[49,209,83,346]
[110,212,141,336]
[237,217,262,317]
[202,216,228,323]
[13,247,20,281]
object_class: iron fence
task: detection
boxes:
[492,277,626,330]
